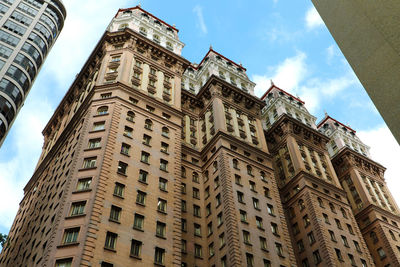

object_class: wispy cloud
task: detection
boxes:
[193,5,208,35]
[305,6,324,30]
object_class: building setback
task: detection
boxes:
[0,0,66,147]
[1,5,399,267]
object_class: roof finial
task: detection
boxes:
[138,2,141,7]
[270,79,274,86]
[210,44,213,50]
[173,24,176,27]
[324,110,328,117]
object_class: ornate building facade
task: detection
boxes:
[0,0,66,146]
[0,5,399,267]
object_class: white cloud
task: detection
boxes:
[326,44,336,64]
[305,6,324,30]
[358,126,400,206]
[193,5,207,35]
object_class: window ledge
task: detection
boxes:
[123,134,133,139]
[104,247,116,252]
[72,189,92,194]
[93,113,109,117]
[79,167,97,171]
[120,152,130,157]
[84,147,102,152]
[113,194,124,199]
[136,202,146,207]
[138,180,148,185]
[155,235,166,239]
[57,242,79,248]
[109,218,121,224]
[117,172,127,177]
[141,161,150,165]
[154,263,165,267]
[89,129,106,134]
[130,255,142,260]
[133,227,144,232]
[65,214,86,220]
[157,210,167,215]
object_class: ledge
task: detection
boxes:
[57,242,79,248]
[78,167,97,171]
[84,147,102,152]
[89,129,106,134]
[65,214,86,220]
[72,189,92,194]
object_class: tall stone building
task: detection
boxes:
[261,84,374,267]
[318,116,400,266]
[0,0,66,147]
[1,5,400,267]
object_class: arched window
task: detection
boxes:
[119,23,128,30]
[213,161,218,172]
[370,231,378,243]
[126,111,135,122]
[298,199,305,211]
[389,230,396,241]
[329,203,336,213]
[181,167,186,178]
[317,197,324,208]
[153,34,160,44]
[97,106,108,115]
[340,208,347,219]
[232,159,239,169]
[166,42,173,51]
[192,172,199,183]
[144,119,152,130]
[162,127,169,137]
[260,171,267,182]
[139,27,147,36]
[247,165,253,176]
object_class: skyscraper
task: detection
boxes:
[0,0,66,147]
[1,5,400,267]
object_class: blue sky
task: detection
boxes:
[0,0,399,237]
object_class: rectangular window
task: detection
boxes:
[182,219,187,232]
[83,157,96,169]
[88,138,101,149]
[142,134,151,145]
[120,143,130,155]
[341,235,349,247]
[70,201,86,216]
[240,210,247,223]
[139,169,148,183]
[335,248,343,261]
[246,253,254,267]
[158,198,167,213]
[194,223,201,236]
[308,232,315,244]
[313,250,322,264]
[156,221,166,238]
[256,216,264,229]
[130,239,142,258]
[181,200,187,212]
[76,178,91,191]
[219,233,225,247]
[267,204,275,216]
[109,205,121,222]
[271,223,279,235]
[207,222,213,235]
[260,237,267,250]
[329,230,336,242]
[55,259,72,267]
[243,230,251,244]
[136,191,146,205]
[141,151,150,163]
[160,159,168,171]
[264,187,270,198]
[154,247,165,265]
[159,178,167,191]
[105,232,117,250]
[195,244,202,258]
[124,126,133,137]
[193,204,200,217]
[235,174,242,185]
[237,191,244,203]
[161,142,169,153]
[117,161,127,174]
[113,182,124,197]
[193,187,200,199]
[133,214,144,230]
[218,212,223,226]
[93,121,105,131]
[249,181,256,191]
[182,239,187,253]
[275,243,283,257]
[208,242,214,257]
[62,228,79,244]
[253,198,260,209]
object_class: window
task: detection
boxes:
[144,119,153,130]
[235,174,242,185]
[260,237,267,250]
[137,170,148,183]
[329,230,336,242]
[260,171,267,182]
[370,231,378,243]
[160,159,168,171]
[313,250,322,264]
[109,205,121,222]
[237,191,244,203]
[97,106,108,115]
[217,212,223,226]
[318,197,324,207]
[208,243,215,257]
[205,186,210,198]
[361,259,367,267]
[247,165,253,175]
[182,219,187,232]
[341,208,348,219]
[263,259,271,267]
[120,143,130,155]
[156,221,166,238]
[88,138,101,149]
[136,191,146,205]
[335,219,342,229]
[249,181,256,192]
[335,249,343,261]
[161,142,169,153]
[105,232,117,250]
[232,159,239,169]
[142,134,151,145]
[83,157,96,169]
[323,213,330,224]
[348,254,356,266]
[117,161,127,175]
[377,247,386,259]
[133,214,144,230]
[124,126,133,137]
[62,228,79,244]
[141,151,150,163]
[193,204,200,217]
[162,127,169,137]
[207,222,213,235]
[389,230,396,240]
[275,243,283,257]
[181,183,186,194]
[216,194,221,207]
[195,244,202,258]
[246,253,254,267]
[341,235,349,247]
[126,111,135,122]
[154,247,165,265]
[307,232,315,244]
[192,172,199,183]
[297,240,305,252]
[55,259,72,267]
[214,176,220,189]
[70,201,86,216]
[256,216,264,229]
[181,240,187,253]
[194,223,201,236]
[213,161,218,172]
[253,198,260,209]
[302,259,310,267]
[299,199,305,210]
[293,223,300,235]
[76,178,91,191]
[159,178,167,191]
[158,198,167,213]
[347,224,354,235]
[219,232,225,247]
[267,204,275,216]
[135,60,142,68]
[264,187,271,198]
[271,223,279,235]
[354,241,361,252]
[240,210,247,223]
[130,239,142,258]
[329,203,336,213]
[181,200,187,212]
[193,187,200,199]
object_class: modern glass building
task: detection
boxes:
[0,0,66,147]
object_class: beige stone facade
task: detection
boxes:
[1,5,400,267]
